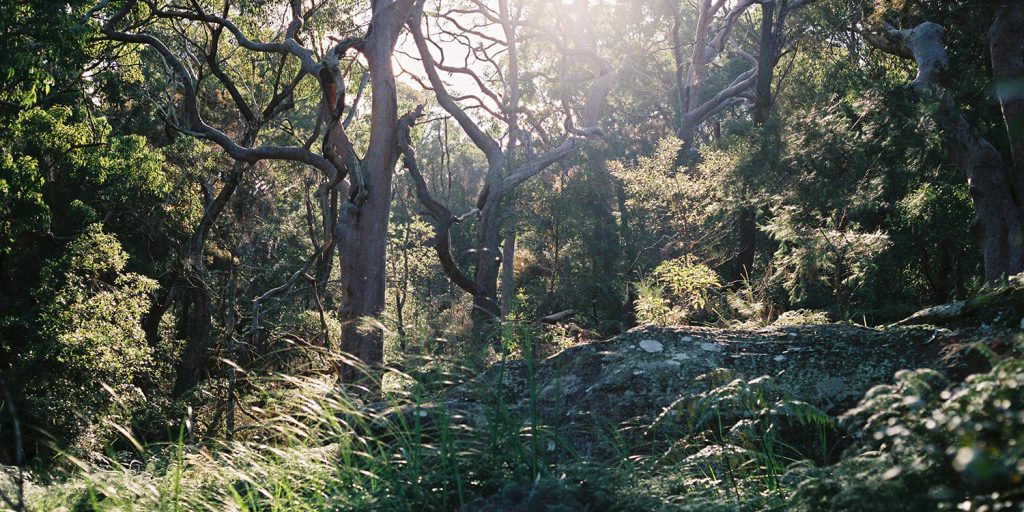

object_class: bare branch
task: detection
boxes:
[407,2,503,161]
[397,106,482,296]
[95,0,339,179]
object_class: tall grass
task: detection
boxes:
[21,322,845,511]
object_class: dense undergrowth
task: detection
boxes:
[4,322,1022,512]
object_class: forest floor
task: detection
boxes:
[8,290,1024,511]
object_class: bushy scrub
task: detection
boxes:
[894,183,976,303]
[28,224,158,446]
[22,349,651,511]
[789,360,1024,511]
[764,207,890,318]
[0,151,48,256]
[649,370,836,492]
[772,309,831,326]
[636,257,722,326]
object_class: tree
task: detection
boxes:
[31,224,158,444]
[667,0,817,156]
[400,0,615,339]
[863,3,1024,281]
[670,0,758,155]
[663,0,814,283]
[92,0,424,383]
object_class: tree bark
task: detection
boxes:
[166,155,250,396]
[500,224,517,318]
[753,1,778,125]
[671,0,759,157]
[731,204,757,284]
[172,285,213,396]
[405,0,615,346]
[472,201,504,328]
[98,0,424,385]
[729,0,795,286]
[934,89,1024,281]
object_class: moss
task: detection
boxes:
[961,279,1024,327]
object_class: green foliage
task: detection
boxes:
[2,1,1019,510]
[636,257,722,326]
[293,309,342,352]
[789,358,1024,511]
[892,182,977,303]
[384,212,449,357]
[764,207,890,317]
[29,224,158,443]
[0,0,92,105]
[655,257,721,312]
[11,106,170,199]
[635,277,675,327]
[957,273,1024,328]
[19,323,1024,512]
[772,309,831,326]
[639,370,837,507]
[21,349,657,511]
[0,105,177,272]
[0,151,48,255]
[611,138,717,268]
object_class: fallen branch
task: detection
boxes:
[532,309,577,327]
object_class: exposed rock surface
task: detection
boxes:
[378,318,1018,460]
[454,324,957,428]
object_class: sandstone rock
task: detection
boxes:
[638,339,663,353]
[435,323,995,457]
[893,300,964,326]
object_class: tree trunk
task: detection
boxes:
[931,86,1023,280]
[731,204,757,285]
[471,197,503,334]
[500,222,516,318]
[404,0,613,345]
[991,2,1024,203]
[934,239,952,303]
[753,0,777,125]
[313,186,338,304]
[172,284,213,396]
[670,0,759,160]
[336,10,408,382]
[866,21,1024,280]
[166,158,248,396]
[728,1,783,287]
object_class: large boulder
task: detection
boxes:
[375,319,1014,462]
[456,324,951,428]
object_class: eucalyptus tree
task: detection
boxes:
[669,0,760,155]
[609,0,808,286]
[666,0,816,146]
[91,0,424,383]
[398,0,615,337]
[864,2,1024,281]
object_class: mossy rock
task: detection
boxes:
[961,279,1024,328]
[450,323,963,458]
[897,274,1024,329]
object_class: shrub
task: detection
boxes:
[773,309,831,326]
[29,224,157,446]
[764,207,890,317]
[789,360,1024,510]
[636,257,722,326]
